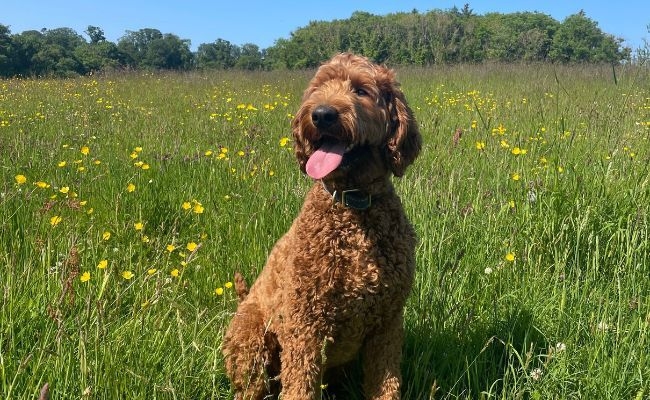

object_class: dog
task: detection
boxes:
[222,52,422,399]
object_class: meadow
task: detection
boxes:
[1,63,649,399]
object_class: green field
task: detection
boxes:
[1,64,649,399]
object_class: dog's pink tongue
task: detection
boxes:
[306,142,346,179]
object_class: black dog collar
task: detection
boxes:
[322,183,372,210]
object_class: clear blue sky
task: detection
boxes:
[3,1,649,51]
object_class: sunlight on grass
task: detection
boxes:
[1,65,649,398]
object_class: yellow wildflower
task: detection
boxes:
[122,270,134,280]
[80,272,90,282]
[127,183,136,192]
[15,175,27,185]
[97,259,108,269]
[186,242,198,252]
[80,146,90,155]
[102,231,111,240]
[50,215,62,227]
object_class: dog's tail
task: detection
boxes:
[233,272,249,302]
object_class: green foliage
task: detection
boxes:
[549,11,629,62]
[264,9,630,68]
[197,39,239,69]
[0,9,637,76]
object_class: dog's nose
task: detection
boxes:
[311,105,338,128]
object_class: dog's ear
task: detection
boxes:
[385,84,422,177]
[291,104,312,174]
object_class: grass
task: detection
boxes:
[1,63,649,399]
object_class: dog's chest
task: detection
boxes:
[296,206,415,324]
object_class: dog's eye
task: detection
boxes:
[354,88,369,97]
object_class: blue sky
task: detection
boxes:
[3,1,649,51]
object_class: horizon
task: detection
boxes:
[2,1,649,53]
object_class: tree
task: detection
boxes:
[117,29,193,70]
[117,28,163,68]
[11,30,44,75]
[18,27,87,76]
[197,39,240,69]
[549,11,628,63]
[85,25,106,44]
[235,43,263,70]
[143,34,194,70]
[75,41,125,73]
[0,24,14,76]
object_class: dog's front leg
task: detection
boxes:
[362,314,405,400]
[278,324,326,399]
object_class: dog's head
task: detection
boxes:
[292,53,421,180]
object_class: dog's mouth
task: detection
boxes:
[305,138,354,180]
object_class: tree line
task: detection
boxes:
[0,6,637,77]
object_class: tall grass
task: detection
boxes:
[1,64,649,399]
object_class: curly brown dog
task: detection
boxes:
[222,53,422,400]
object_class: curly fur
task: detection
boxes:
[222,53,422,400]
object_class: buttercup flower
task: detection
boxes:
[215,287,224,296]
[80,271,90,282]
[186,242,198,252]
[102,231,111,241]
[127,183,136,192]
[50,215,62,227]
[505,252,516,262]
[15,175,27,185]
[80,146,90,155]
[97,259,108,269]
[122,270,134,280]
[511,146,527,155]
[171,269,180,277]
